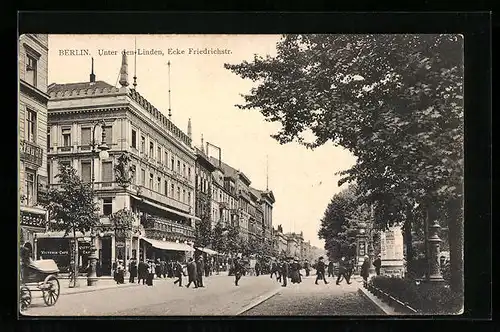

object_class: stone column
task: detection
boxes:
[427,219,444,282]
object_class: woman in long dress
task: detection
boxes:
[290,259,301,284]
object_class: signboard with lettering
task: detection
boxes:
[37,238,71,272]
[78,241,92,256]
[20,211,46,228]
[358,241,366,256]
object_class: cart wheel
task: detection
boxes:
[42,275,60,306]
[20,286,31,311]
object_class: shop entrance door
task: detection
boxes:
[100,237,112,276]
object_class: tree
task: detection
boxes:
[211,221,225,254]
[43,164,99,287]
[194,215,212,248]
[225,224,241,257]
[225,34,463,293]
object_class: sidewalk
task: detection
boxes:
[59,277,141,296]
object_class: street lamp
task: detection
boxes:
[87,119,110,286]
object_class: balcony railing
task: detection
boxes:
[144,216,194,238]
[20,140,43,167]
[131,184,191,213]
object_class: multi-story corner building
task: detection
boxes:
[223,175,238,227]
[194,143,215,244]
[256,189,275,247]
[249,188,264,244]
[19,34,50,253]
[43,54,198,275]
[211,164,229,227]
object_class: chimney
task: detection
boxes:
[119,50,129,87]
[187,118,192,140]
[90,57,96,83]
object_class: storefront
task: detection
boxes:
[140,237,194,262]
[35,231,92,273]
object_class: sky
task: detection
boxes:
[47,34,356,248]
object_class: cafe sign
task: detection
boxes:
[78,241,92,256]
[20,211,45,228]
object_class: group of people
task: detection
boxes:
[269,257,306,287]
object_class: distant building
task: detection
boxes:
[19,34,50,254]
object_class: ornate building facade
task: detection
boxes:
[19,34,50,253]
[194,143,215,246]
[44,54,198,274]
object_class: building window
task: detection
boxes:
[164,180,168,196]
[102,161,113,183]
[131,129,137,149]
[164,151,168,166]
[59,160,71,168]
[140,136,145,154]
[171,157,174,170]
[177,160,180,173]
[103,126,113,146]
[47,134,50,151]
[177,186,180,200]
[141,169,145,185]
[26,54,37,87]
[26,109,37,143]
[81,127,91,146]
[81,161,91,183]
[149,142,154,158]
[103,198,113,216]
[171,183,174,197]
[25,171,36,205]
[62,128,71,147]
[188,191,191,205]
[157,147,161,162]
[183,189,186,203]
[188,167,191,181]
[183,164,186,177]
[157,177,161,192]
[47,162,52,184]
[149,173,153,189]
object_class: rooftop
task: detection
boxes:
[48,81,119,97]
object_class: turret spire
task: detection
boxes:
[201,134,204,154]
[167,60,172,119]
[90,57,96,83]
[187,118,192,140]
[133,37,137,89]
[119,50,129,87]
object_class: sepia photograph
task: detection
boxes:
[18,33,464,317]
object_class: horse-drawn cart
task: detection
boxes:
[20,259,60,311]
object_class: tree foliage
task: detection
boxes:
[44,164,100,237]
[211,221,225,253]
[225,34,464,292]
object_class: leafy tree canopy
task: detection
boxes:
[44,164,99,237]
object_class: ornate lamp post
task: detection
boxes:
[87,119,110,286]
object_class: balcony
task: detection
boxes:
[131,184,191,213]
[20,140,43,167]
[144,215,195,238]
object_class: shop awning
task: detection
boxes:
[141,237,194,252]
[20,205,47,215]
[196,247,218,255]
[130,195,201,221]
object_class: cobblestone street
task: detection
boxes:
[22,274,281,316]
[241,275,384,316]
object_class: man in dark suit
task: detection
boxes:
[137,259,148,285]
[336,257,352,285]
[373,255,382,276]
[196,257,205,288]
[280,258,289,287]
[173,260,184,287]
[315,256,328,285]
[186,258,198,288]
[234,257,243,286]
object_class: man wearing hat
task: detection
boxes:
[336,256,351,285]
[315,256,328,285]
[373,254,382,276]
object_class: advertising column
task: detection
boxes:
[380,226,405,277]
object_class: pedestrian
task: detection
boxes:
[112,259,118,282]
[147,259,155,286]
[196,256,205,287]
[255,260,261,276]
[361,255,370,284]
[270,260,281,281]
[116,260,125,284]
[173,260,185,287]
[336,257,352,285]
[155,258,162,278]
[167,260,174,278]
[304,259,311,277]
[280,258,289,287]
[160,259,167,278]
[327,260,334,278]
[290,258,301,284]
[186,258,198,288]
[315,256,328,285]
[373,255,382,276]
[137,259,148,285]
[128,257,138,283]
[234,257,243,286]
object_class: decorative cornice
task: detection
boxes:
[20,80,49,104]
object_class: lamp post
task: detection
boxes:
[88,119,110,286]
